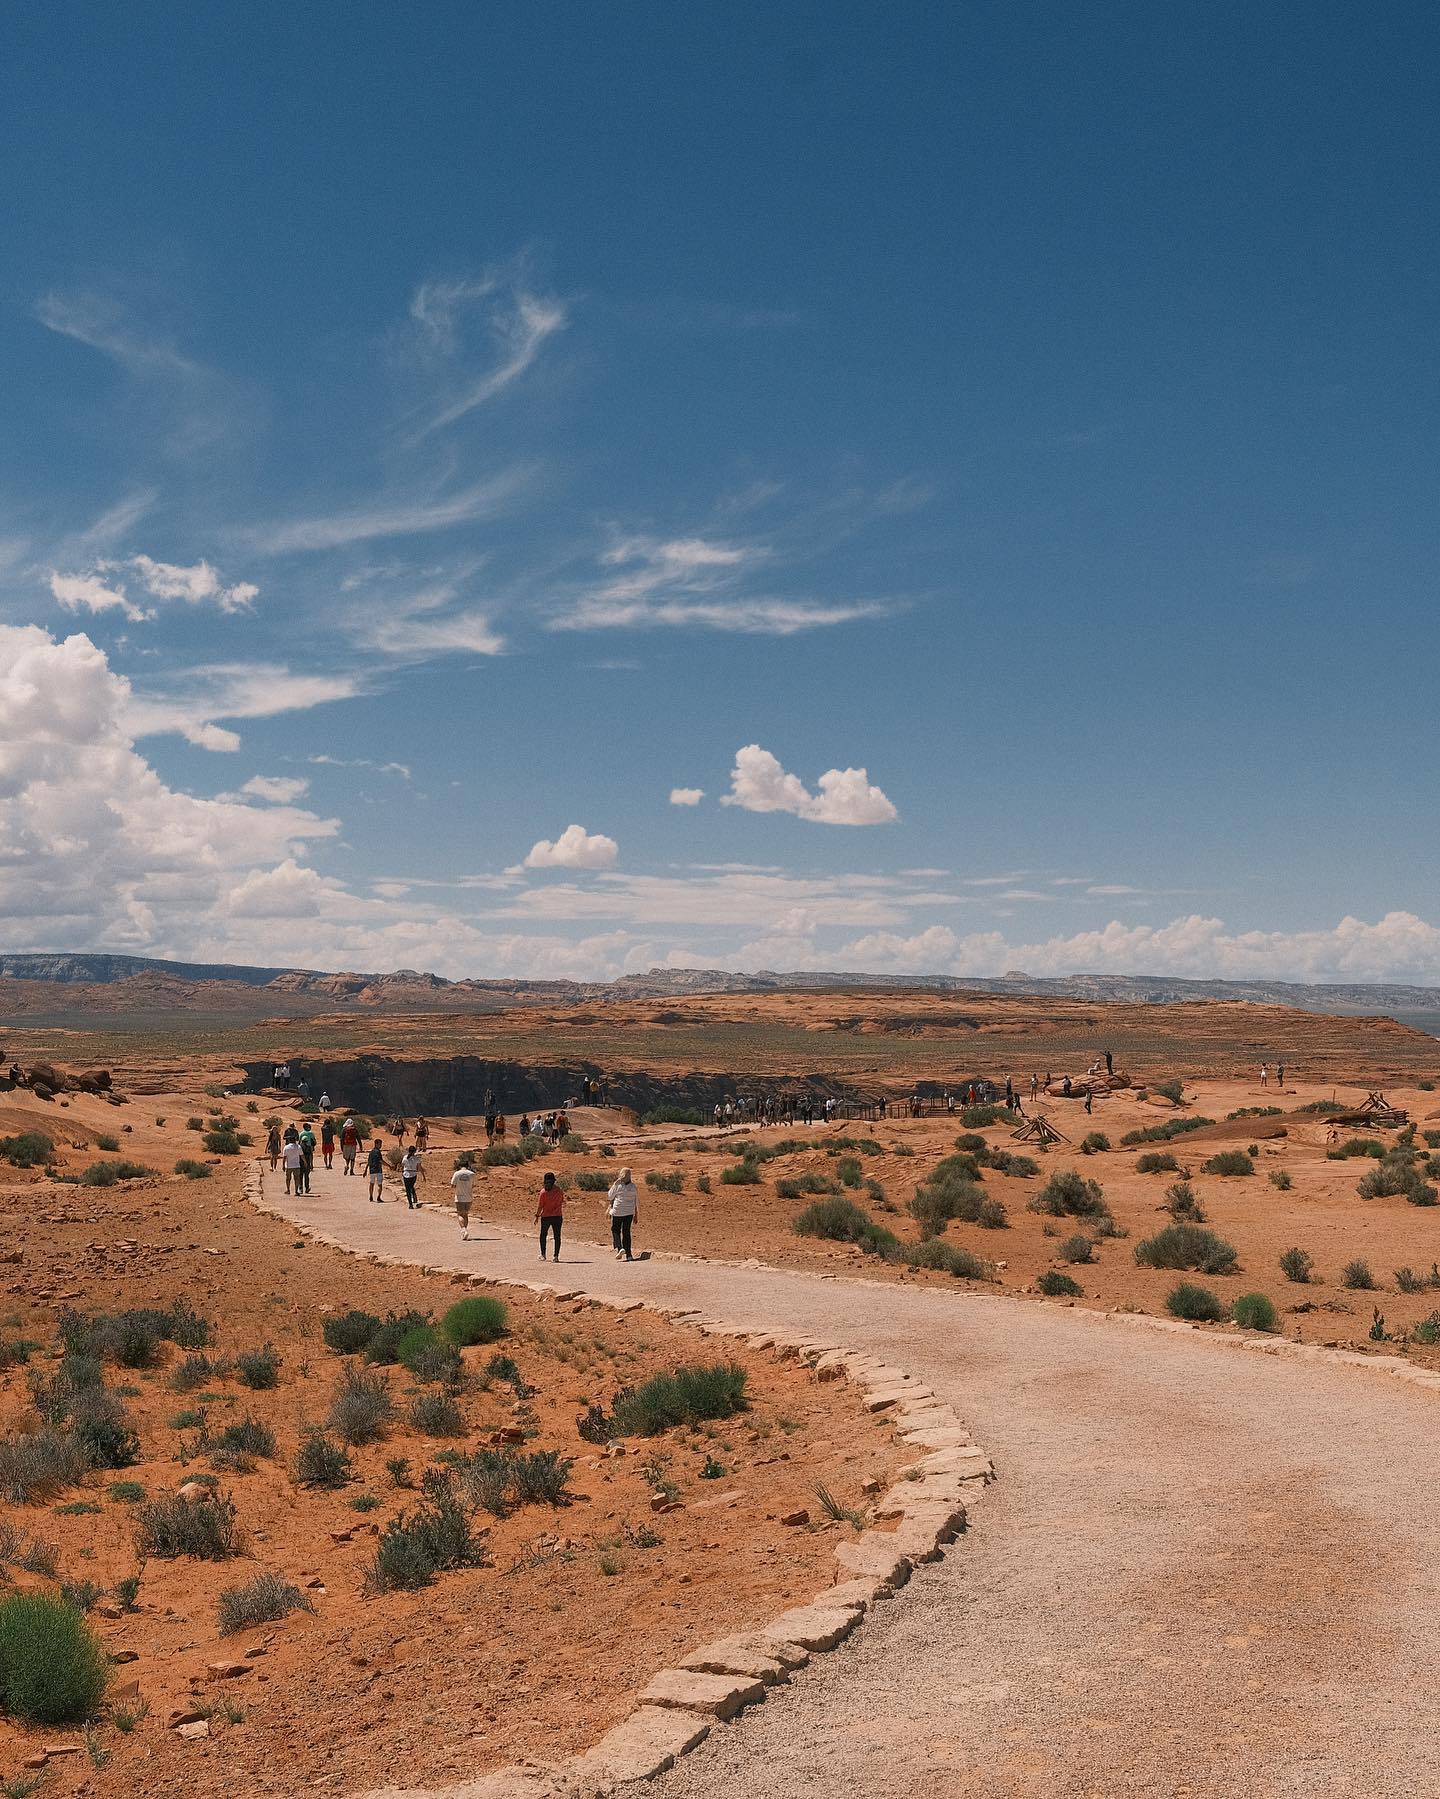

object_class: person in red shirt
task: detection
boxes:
[320,1116,336,1169]
[534,1171,564,1262]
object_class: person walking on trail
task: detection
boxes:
[320,1116,335,1169]
[340,1116,359,1175]
[485,1107,497,1144]
[608,1166,639,1262]
[451,1158,476,1239]
[298,1123,316,1194]
[1260,1063,1269,1088]
[282,1135,303,1194]
[400,1145,422,1209]
[535,1171,564,1261]
[1085,1086,1094,1115]
[366,1135,386,1202]
[265,1123,281,1170]
[319,1090,331,1112]
[494,1113,507,1141]
[415,1117,429,1152]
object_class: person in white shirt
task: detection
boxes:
[608,1167,639,1262]
[450,1160,476,1239]
[319,1091,331,1111]
[401,1146,421,1210]
[282,1137,304,1195]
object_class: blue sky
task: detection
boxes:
[3,2,1439,982]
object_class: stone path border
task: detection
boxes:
[242,1164,994,1799]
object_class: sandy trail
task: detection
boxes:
[268,1158,1440,1799]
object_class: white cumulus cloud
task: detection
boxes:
[516,825,619,872]
[669,787,705,806]
[240,775,310,804]
[49,571,151,624]
[721,744,898,826]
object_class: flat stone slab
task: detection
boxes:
[833,1535,913,1588]
[898,1425,975,1451]
[760,1603,862,1653]
[679,1636,794,1684]
[637,1669,766,1720]
[564,1704,712,1787]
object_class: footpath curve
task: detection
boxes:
[259,1162,1440,1799]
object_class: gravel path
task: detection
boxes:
[269,1164,1440,1798]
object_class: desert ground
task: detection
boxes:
[1,988,1439,1795]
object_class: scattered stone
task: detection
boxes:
[638,1669,766,1720]
[177,1720,212,1741]
[41,1743,81,1757]
[168,1705,206,1729]
[206,1659,252,1680]
[680,1638,793,1684]
[112,1648,139,1663]
[780,1508,810,1527]
[566,1705,711,1789]
[759,1603,862,1653]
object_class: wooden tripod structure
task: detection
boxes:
[1012,1113,1068,1150]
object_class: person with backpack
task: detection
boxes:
[298,1122,316,1194]
[282,1134,304,1195]
[607,1166,639,1262]
[366,1135,386,1202]
[320,1116,336,1169]
[340,1116,359,1175]
[451,1157,475,1238]
[535,1171,564,1261]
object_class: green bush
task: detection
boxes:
[1134,1223,1239,1275]
[1166,1282,1225,1322]
[94,1133,120,1152]
[576,1171,611,1191]
[327,1365,393,1445]
[606,1363,749,1437]
[1079,1132,1110,1154]
[480,1143,523,1167]
[294,1430,351,1489]
[0,1132,55,1168]
[1135,1151,1180,1174]
[135,1490,239,1559]
[1327,1137,1385,1160]
[0,1430,92,1503]
[202,1129,242,1156]
[953,1133,987,1154]
[235,1345,280,1390]
[1038,1270,1082,1297]
[174,1158,212,1179]
[0,1592,108,1723]
[322,1310,383,1355]
[895,1239,991,1278]
[1357,1161,1439,1206]
[1028,1170,1110,1220]
[836,1156,863,1188]
[440,1296,508,1346]
[1060,1233,1093,1263]
[171,1352,227,1392]
[1232,1292,1279,1333]
[1153,1079,1185,1104]
[217,1570,313,1636]
[1269,1168,1293,1191]
[78,1159,151,1186]
[639,1105,706,1126]
[1163,1179,1205,1220]
[645,1170,684,1193]
[719,1161,761,1185]
[397,1327,462,1386]
[509,1448,574,1505]
[775,1172,837,1199]
[364,1312,429,1365]
[986,1150,1039,1176]
[934,1151,981,1182]
[1200,1149,1254,1176]
[792,1196,898,1257]
[1120,1118,1215,1146]
[365,1489,484,1593]
[1341,1258,1376,1291]
[215,1416,276,1458]
[409,1392,464,1437]
[1279,1246,1313,1283]
[908,1179,1006,1237]
[959,1104,1010,1127]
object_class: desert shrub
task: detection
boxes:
[1201,1149,1254,1176]
[107,1480,145,1502]
[440,1296,508,1346]
[1232,1292,1279,1333]
[166,1301,211,1349]
[328,1365,393,1445]
[365,1489,483,1593]
[1163,1180,1205,1221]
[1279,1246,1313,1283]
[986,1150,1039,1176]
[1120,1117,1215,1146]
[0,1339,34,1370]
[645,1170,684,1193]
[1412,1312,1440,1345]
[217,1570,313,1637]
[558,1132,589,1154]
[1166,1282,1225,1322]
[202,1129,242,1156]
[606,1363,749,1437]
[1328,1137,1385,1161]
[893,1142,914,1157]
[215,1417,276,1459]
[792,1195,898,1257]
[576,1171,611,1191]
[719,1161,761,1186]
[1341,1258,1377,1290]
[78,1159,151,1186]
[0,1132,55,1168]
[1153,1079,1185,1103]
[0,1430,92,1503]
[59,1576,104,1610]
[171,1353,227,1392]
[639,1105,706,1126]
[94,1132,120,1152]
[1134,1223,1239,1275]
[186,1116,204,1131]
[363,1312,429,1365]
[696,1171,711,1192]
[896,1239,990,1278]
[294,1430,351,1489]
[1038,1270,1083,1297]
[0,1592,108,1724]
[323,1310,383,1356]
[1060,1233,1093,1264]
[409,1392,464,1437]
[959,1104,1009,1127]
[235,1345,280,1390]
[509,1449,574,1505]
[479,1142,523,1168]
[1079,1132,1110,1154]
[954,1133,987,1154]
[1136,1151,1180,1174]
[174,1158,212,1179]
[1269,1168,1293,1191]
[1029,1170,1110,1220]
[934,1151,982,1182]
[1357,1161,1439,1206]
[910,1175,1007,1236]
[776,1172,837,1199]
[401,1331,462,1387]
[836,1156,863,1188]
[136,1490,238,1559]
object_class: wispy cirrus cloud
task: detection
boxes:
[405,265,568,440]
[124,663,367,752]
[244,471,530,556]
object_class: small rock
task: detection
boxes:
[112,1649,139,1663]
[177,1481,209,1504]
[780,1508,810,1527]
[168,1705,206,1729]
[42,1743,82,1757]
[177,1720,211,1741]
[206,1660,251,1680]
